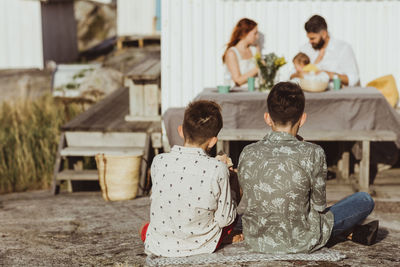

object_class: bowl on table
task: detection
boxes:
[299,78,328,93]
[217,85,231,93]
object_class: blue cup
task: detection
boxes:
[217,85,230,93]
[248,77,255,91]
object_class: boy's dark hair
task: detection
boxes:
[183,100,223,145]
[305,15,327,33]
[267,82,305,126]
[293,52,310,65]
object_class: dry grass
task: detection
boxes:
[0,95,83,193]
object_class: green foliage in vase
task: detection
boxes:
[255,52,286,91]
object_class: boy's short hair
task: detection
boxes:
[267,82,305,126]
[305,15,327,33]
[183,100,223,145]
[293,52,310,66]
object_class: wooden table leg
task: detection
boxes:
[216,140,224,154]
[338,142,350,181]
[223,141,230,157]
[359,140,370,192]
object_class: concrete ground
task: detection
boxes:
[1,169,400,266]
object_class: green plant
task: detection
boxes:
[0,95,83,193]
[255,53,286,91]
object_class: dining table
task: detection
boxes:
[164,86,400,149]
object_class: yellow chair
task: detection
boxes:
[367,74,399,107]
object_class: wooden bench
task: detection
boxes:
[52,131,150,195]
[217,129,397,192]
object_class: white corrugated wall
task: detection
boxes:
[162,0,400,111]
[117,0,156,36]
[0,0,43,69]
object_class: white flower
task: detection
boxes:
[286,191,298,200]
[264,236,278,248]
[255,182,276,194]
[278,163,285,172]
[246,160,255,168]
[279,222,286,230]
[292,171,303,184]
[272,198,285,207]
[289,204,296,212]
[274,173,281,181]
[279,146,295,155]
[260,217,267,226]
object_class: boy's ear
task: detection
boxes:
[299,113,307,128]
[264,113,274,127]
[178,125,184,139]
[207,136,218,149]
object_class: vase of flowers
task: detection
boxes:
[255,53,286,91]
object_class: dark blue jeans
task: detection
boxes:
[327,192,375,237]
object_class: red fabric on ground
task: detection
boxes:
[215,218,237,250]
[141,223,150,242]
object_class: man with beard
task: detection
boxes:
[291,15,360,87]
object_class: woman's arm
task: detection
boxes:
[225,49,258,86]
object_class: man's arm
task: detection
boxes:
[310,147,328,212]
[323,44,359,86]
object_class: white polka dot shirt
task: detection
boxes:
[144,145,237,257]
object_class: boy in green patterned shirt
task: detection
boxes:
[238,82,378,254]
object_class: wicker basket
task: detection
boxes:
[95,154,142,201]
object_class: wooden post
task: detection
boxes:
[125,78,144,117]
[359,140,370,192]
[216,140,224,155]
[337,142,350,181]
[139,134,150,196]
[223,141,230,156]
[52,133,65,195]
[138,38,144,48]
[144,84,159,116]
[117,36,125,50]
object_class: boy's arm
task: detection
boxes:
[310,147,328,212]
[214,165,237,228]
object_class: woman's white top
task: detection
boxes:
[225,46,257,87]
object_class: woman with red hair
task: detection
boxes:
[223,18,260,87]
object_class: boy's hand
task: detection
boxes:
[222,231,244,244]
[216,154,233,168]
[232,233,244,243]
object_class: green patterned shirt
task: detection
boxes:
[238,131,334,254]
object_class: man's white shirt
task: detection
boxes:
[299,37,360,86]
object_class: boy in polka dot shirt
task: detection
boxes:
[140,100,241,257]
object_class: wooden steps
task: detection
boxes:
[56,170,98,181]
